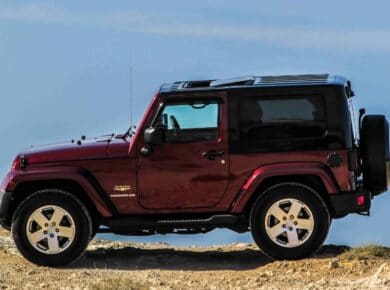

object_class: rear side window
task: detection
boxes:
[235,95,326,152]
[154,101,219,143]
[259,98,324,122]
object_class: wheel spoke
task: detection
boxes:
[47,236,60,253]
[29,230,46,244]
[57,226,74,238]
[268,224,285,238]
[268,206,286,221]
[265,198,315,249]
[33,212,50,228]
[286,229,299,246]
[27,205,77,255]
[50,208,65,225]
[297,218,313,230]
[288,201,302,217]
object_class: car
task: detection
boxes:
[0,73,388,266]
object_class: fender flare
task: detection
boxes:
[5,166,115,217]
[231,162,339,213]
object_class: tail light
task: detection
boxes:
[357,195,365,206]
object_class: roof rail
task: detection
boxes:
[160,74,348,92]
[255,74,329,84]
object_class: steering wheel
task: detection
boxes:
[170,115,181,135]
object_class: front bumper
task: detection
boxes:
[0,190,13,230]
[329,189,371,218]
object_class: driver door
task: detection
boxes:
[137,95,229,210]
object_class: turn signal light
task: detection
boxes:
[11,158,20,170]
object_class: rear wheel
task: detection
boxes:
[11,189,92,266]
[250,183,330,260]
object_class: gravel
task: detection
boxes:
[0,229,389,289]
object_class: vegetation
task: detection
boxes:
[340,245,390,260]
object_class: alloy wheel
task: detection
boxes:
[264,198,314,248]
[26,205,76,254]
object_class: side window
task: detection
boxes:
[259,98,324,122]
[237,95,326,151]
[155,101,219,143]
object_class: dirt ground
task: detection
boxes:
[0,229,389,289]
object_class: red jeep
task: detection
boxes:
[0,74,388,266]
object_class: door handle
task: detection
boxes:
[202,150,225,160]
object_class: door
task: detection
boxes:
[137,96,229,210]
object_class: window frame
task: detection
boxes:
[151,98,222,144]
[229,93,328,153]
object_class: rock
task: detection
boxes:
[329,260,339,269]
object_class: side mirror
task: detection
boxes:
[144,127,164,145]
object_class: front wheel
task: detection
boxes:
[11,189,92,266]
[250,183,330,260]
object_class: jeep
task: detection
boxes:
[0,74,388,266]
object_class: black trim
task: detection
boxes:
[0,191,12,219]
[0,191,13,230]
[329,189,371,218]
[101,214,241,234]
[348,149,359,171]
[81,170,119,216]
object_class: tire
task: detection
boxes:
[91,222,98,241]
[250,183,330,260]
[360,114,389,194]
[11,189,92,267]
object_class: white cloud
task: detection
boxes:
[1,4,390,51]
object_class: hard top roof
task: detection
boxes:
[160,74,350,93]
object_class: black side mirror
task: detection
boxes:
[144,127,164,145]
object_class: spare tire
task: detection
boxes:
[360,115,389,194]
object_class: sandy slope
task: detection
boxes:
[0,229,389,289]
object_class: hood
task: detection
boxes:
[17,134,130,165]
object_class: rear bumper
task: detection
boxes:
[0,190,12,230]
[329,189,371,218]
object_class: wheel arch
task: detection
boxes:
[244,175,332,217]
[3,173,114,229]
[231,162,339,217]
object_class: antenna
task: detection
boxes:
[130,65,133,126]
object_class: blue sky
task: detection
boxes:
[1,1,390,246]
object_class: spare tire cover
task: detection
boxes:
[360,115,389,193]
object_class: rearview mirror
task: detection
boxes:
[144,127,164,145]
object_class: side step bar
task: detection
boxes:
[100,214,240,232]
